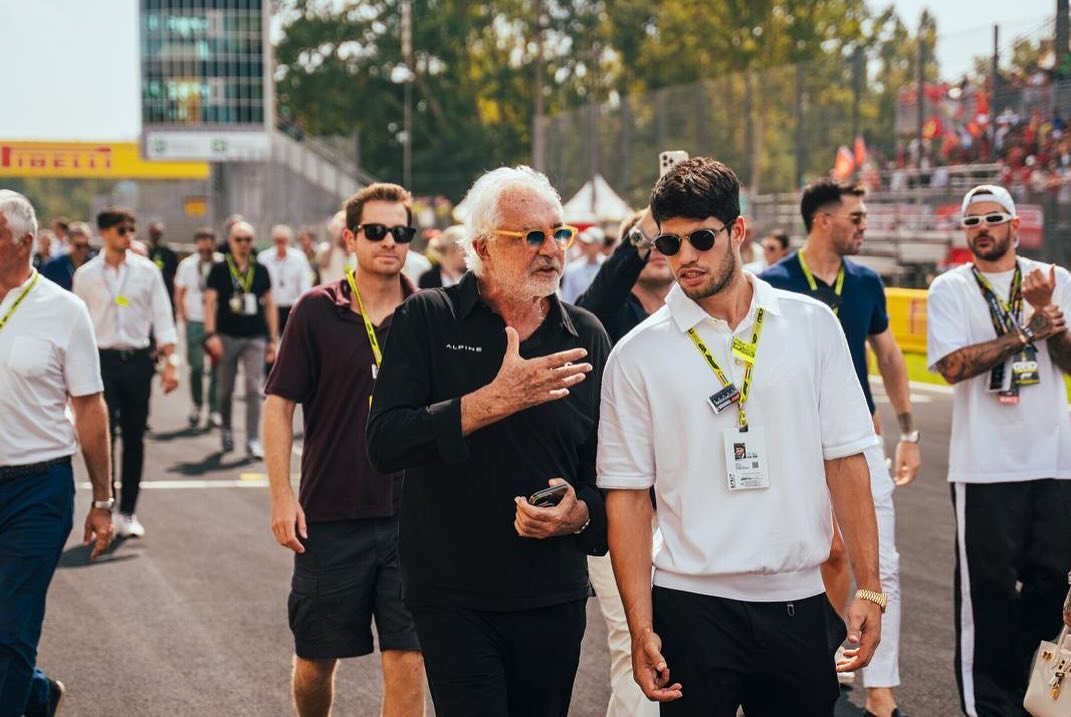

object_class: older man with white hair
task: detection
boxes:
[367,166,610,716]
[258,223,312,337]
[0,190,113,717]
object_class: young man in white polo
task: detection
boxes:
[599,157,886,716]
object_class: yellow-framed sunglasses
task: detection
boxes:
[492,225,578,251]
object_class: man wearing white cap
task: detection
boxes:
[560,226,607,303]
[927,184,1071,717]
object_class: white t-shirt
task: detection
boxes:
[174,252,222,322]
[0,270,103,465]
[318,243,354,285]
[257,247,312,307]
[402,251,431,284]
[598,276,878,602]
[927,258,1071,484]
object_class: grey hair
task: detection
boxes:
[270,224,294,241]
[459,165,562,276]
[0,189,38,246]
[229,220,256,238]
[68,221,93,239]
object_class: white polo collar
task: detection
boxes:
[666,273,782,334]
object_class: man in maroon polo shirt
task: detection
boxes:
[263,183,426,717]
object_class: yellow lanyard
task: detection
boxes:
[686,308,766,429]
[0,271,40,332]
[797,252,845,315]
[346,269,383,366]
[226,255,255,294]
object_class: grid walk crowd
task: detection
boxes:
[1,155,1070,717]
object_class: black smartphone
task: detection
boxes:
[528,483,569,508]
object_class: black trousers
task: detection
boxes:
[99,349,154,515]
[653,587,845,717]
[407,599,586,717]
[952,480,1071,717]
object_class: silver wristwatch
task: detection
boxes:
[899,430,920,444]
[91,498,115,511]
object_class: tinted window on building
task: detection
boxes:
[141,0,265,127]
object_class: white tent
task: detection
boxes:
[562,174,633,225]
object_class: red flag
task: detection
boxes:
[832,146,855,180]
[922,116,942,140]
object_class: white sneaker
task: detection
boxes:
[115,513,146,539]
[247,439,265,459]
[209,411,223,428]
[835,645,855,685]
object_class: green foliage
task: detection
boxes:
[273,0,942,199]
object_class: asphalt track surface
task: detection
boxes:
[41,373,964,716]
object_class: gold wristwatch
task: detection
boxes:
[856,588,888,613]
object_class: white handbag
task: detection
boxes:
[1024,626,1071,717]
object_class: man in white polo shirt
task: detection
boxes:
[258,223,312,337]
[927,184,1071,717]
[599,158,885,716]
[0,190,113,717]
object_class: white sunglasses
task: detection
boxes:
[961,212,1013,228]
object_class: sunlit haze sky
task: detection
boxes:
[0,0,1058,142]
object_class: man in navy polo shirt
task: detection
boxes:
[761,178,920,717]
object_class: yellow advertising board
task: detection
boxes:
[884,288,929,355]
[0,141,209,180]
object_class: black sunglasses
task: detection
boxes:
[654,218,736,256]
[357,223,416,243]
[116,226,129,236]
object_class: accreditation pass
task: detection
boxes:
[722,426,770,491]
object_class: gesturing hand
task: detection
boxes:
[1023,265,1057,310]
[489,327,592,412]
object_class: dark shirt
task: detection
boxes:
[149,245,179,311]
[417,266,444,289]
[266,277,414,522]
[206,260,272,338]
[367,271,610,611]
[575,240,649,344]
[760,251,889,414]
[41,253,95,292]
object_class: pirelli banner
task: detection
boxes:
[0,141,209,180]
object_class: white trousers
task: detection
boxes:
[588,525,663,717]
[860,442,902,689]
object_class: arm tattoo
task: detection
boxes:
[1029,310,1055,336]
[1049,331,1071,375]
[935,331,1023,384]
[896,412,914,433]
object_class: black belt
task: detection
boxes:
[0,455,72,482]
[100,347,151,361]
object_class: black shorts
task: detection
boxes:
[288,517,420,660]
[653,587,846,717]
